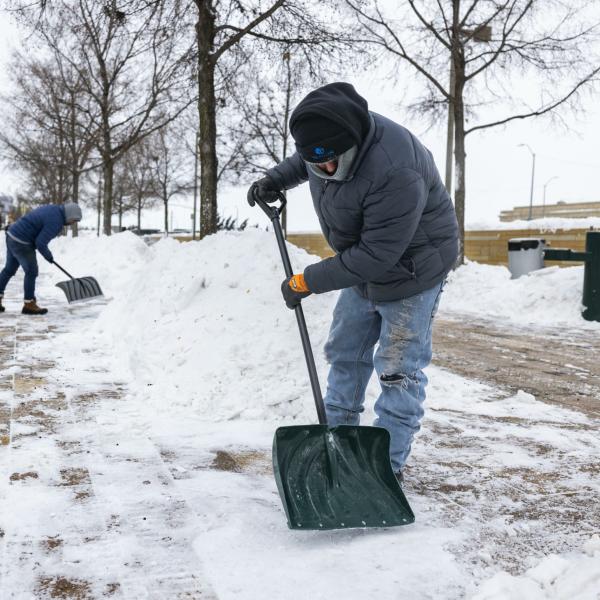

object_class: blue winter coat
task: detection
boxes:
[267,113,459,302]
[8,205,67,263]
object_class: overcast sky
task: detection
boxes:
[1,8,599,232]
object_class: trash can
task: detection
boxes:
[508,238,546,279]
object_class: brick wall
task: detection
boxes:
[287,229,593,266]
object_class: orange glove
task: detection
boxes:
[281,274,311,309]
[289,274,310,293]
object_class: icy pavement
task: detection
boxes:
[0,295,598,599]
[433,315,600,418]
[0,297,217,599]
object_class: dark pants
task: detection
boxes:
[0,235,38,300]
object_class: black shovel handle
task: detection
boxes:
[53,260,75,280]
[254,191,327,425]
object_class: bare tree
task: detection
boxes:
[149,126,192,233]
[221,46,331,234]
[346,0,600,263]
[0,51,98,220]
[27,0,194,234]
[193,0,350,238]
[120,138,160,231]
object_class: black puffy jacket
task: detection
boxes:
[267,87,459,302]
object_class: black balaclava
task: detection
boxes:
[289,82,370,163]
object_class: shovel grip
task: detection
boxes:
[255,191,328,425]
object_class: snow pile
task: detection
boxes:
[40,230,336,421]
[15,229,595,424]
[471,536,600,600]
[440,260,599,329]
[4,227,591,425]
[36,230,150,302]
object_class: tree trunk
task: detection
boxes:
[102,159,114,236]
[196,1,218,238]
[137,196,142,231]
[71,171,80,237]
[164,198,169,234]
[97,176,103,237]
[452,1,466,265]
[453,85,466,266]
[118,196,123,230]
[281,50,292,237]
[192,131,198,240]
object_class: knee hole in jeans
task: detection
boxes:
[379,371,418,389]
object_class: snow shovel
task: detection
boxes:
[54,261,103,303]
[254,192,415,531]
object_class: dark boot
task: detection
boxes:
[22,299,48,315]
[0,296,4,313]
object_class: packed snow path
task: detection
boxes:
[433,316,600,418]
[0,297,598,599]
[0,298,216,599]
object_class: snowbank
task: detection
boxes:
[11,229,594,424]
[35,230,337,421]
[440,260,600,330]
[472,536,600,600]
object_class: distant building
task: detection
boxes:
[500,200,600,222]
[0,194,15,227]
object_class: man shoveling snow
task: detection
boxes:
[0,202,82,315]
[248,82,459,481]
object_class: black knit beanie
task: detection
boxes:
[290,82,371,163]
[292,116,355,163]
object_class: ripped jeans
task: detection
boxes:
[323,281,444,472]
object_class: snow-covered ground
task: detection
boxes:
[440,260,600,330]
[1,230,599,599]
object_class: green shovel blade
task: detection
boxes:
[273,424,415,530]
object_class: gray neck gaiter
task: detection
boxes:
[306,145,358,182]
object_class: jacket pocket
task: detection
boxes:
[397,256,416,279]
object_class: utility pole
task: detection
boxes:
[518,143,536,220]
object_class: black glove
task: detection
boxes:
[281,275,312,309]
[247,176,280,207]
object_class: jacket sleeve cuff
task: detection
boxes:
[303,260,334,294]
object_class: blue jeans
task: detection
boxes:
[323,282,444,472]
[0,235,38,300]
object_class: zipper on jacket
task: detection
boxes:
[317,180,329,219]
[318,181,333,249]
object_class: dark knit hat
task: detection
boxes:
[292,116,355,163]
[290,82,370,163]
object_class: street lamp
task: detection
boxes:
[542,176,558,218]
[518,143,536,220]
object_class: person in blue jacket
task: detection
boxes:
[247,83,459,482]
[0,203,82,315]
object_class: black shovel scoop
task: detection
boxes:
[254,192,414,531]
[54,261,103,303]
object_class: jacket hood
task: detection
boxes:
[289,82,371,154]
